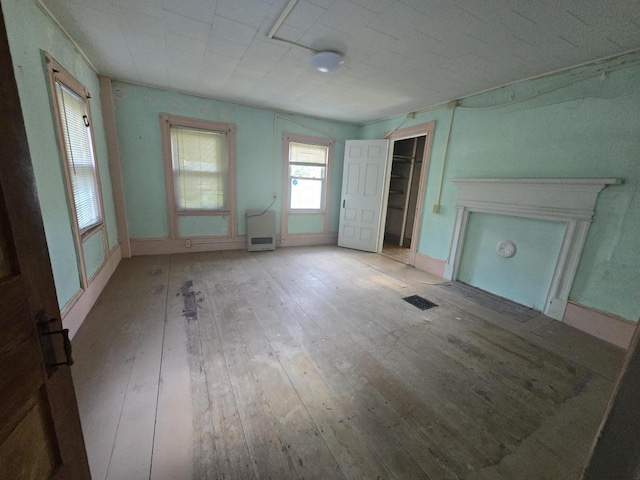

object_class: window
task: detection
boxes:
[281,133,334,239]
[47,54,107,289]
[49,61,102,234]
[171,126,228,211]
[287,138,331,211]
[161,115,237,239]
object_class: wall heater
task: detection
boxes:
[246,209,276,252]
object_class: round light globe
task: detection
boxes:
[311,51,344,73]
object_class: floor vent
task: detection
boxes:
[403,295,438,310]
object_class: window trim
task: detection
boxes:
[47,54,107,288]
[160,114,237,240]
[282,132,334,236]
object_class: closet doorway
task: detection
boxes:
[380,122,434,265]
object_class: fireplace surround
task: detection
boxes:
[445,178,619,320]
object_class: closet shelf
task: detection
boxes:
[389,190,404,195]
[391,174,407,179]
[388,205,403,211]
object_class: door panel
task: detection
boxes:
[364,164,379,196]
[0,5,90,479]
[338,139,389,252]
[0,389,60,479]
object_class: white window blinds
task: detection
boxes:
[170,126,228,211]
[55,82,101,233]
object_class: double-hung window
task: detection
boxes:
[171,126,228,212]
[49,59,102,234]
[282,133,334,238]
[287,138,331,212]
[161,115,237,239]
[47,54,106,288]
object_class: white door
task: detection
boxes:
[338,139,389,252]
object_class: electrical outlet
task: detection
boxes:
[185,239,191,248]
[280,235,286,242]
[432,204,440,214]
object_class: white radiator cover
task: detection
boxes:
[246,210,276,251]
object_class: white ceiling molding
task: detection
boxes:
[445,178,620,321]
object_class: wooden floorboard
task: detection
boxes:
[71,246,626,480]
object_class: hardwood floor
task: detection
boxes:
[71,246,625,480]
[381,242,410,264]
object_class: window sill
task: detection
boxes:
[80,223,104,242]
[287,210,326,215]
[176,210,230,216]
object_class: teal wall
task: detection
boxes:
[178,215,228,237]
[2,0,118,309]
[458,214,566,311]
[83,230,107,280]
[112,82,359,239]
[360,51,640,322]
[288,215,324,234]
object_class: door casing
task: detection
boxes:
[377,122,436,265]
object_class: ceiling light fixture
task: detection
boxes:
[268,1,344,73]
[311,51,344,73]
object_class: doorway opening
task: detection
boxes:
[382,136,426,263]
[378,122,434,266]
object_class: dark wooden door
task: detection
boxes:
[0,5,91,479]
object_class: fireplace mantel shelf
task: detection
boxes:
[450,178,620,222]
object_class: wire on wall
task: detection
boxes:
[272,112,278,197]
[384,116,410,139]
[245,196,277,218]
[433,102,457,213]
[274,112,346,143]
[456,56,640,112]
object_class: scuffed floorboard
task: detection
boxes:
[71,246,625,480]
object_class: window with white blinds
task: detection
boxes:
[170,126,228,211]
[54,81,101,233]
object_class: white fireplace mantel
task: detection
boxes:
[444,178,620,320]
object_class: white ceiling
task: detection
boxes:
[39,0,640,124]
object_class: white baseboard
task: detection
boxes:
[62,244,122,339]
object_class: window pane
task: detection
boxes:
[55,82,101,232]
[291,178,322,210]
[171,127,227,211]
[289,142,327,165]
[174,172,226,211]
[290,165,325,179]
